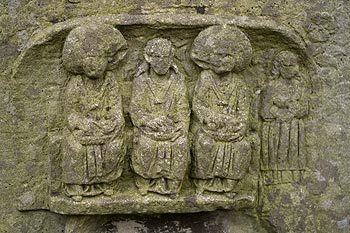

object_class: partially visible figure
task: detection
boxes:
[260,51,309,185]
[130,38,190,197]
[190,26,253,198]
[61,23,128,201]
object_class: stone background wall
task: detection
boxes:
[1,0,350,232]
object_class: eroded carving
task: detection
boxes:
[260,50,309,185]
[15,14,315,214]
[61,23,127,201]
[190,26,253,197]
[130,38,190,197]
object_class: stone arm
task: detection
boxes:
[129,75,156,128]
[130,75,187,141]
[234,83,250,134]
[261,81,309,122]
[66,75,124,145]
[260,84,278,122]
[289,83,309,119]
[192,71,216,125]
[213,82,250,142]
[92,72,125,136]
[260,84,293,121]
[170,77,191,140]
[65,76,102,136]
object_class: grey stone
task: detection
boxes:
[0,1,349,232]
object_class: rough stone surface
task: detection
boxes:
[1,1,350,232]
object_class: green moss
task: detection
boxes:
[0,1,349,232]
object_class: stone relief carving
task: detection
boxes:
[61,23,127,201]
[260,50,309,185]
[130,38,190,197]
[14,14,314,214]
[190,26,253,197]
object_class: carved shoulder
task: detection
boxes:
[171,72,186,89]
[194,70,213,92]
[235,77,249,94]
[104,71,118,87]
[200,70,214,82]
[133,73,148,89]
[65,75,83,102]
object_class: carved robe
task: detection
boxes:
[130,69,190,193]
[191,70,251,190]
[260,77,308,184]
[62,71,126,187]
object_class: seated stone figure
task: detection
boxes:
[130,38,190,197]
[61,23,127,201]
[190,26,253,198]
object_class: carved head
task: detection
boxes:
[191,25,252,74]
[62,23,127,79]
[272,51,300,80]
[144,38,175,75]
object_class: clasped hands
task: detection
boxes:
[204,114,245,141]
[146,116,183,141]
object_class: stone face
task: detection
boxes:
[1,1,350,232]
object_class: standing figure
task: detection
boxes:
[260,51,308,185]
[190,26,253,197]
[61,24,128,201]
[130,38,190,197]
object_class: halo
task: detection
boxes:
[62,23,127,74]
[191,25,252,72]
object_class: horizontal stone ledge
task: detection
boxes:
[49,191,256,215]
